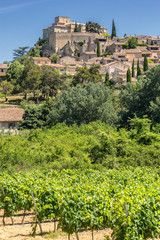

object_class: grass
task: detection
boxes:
[44,232,59,239]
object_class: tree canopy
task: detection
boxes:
[120,65,160,124]
[49,83,118,126]
[86,21,101,33]
[72,64,103,86]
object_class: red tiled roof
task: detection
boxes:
[0,108,24,122]
[33,57,51,61]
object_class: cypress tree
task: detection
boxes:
[97,40,100,57]
[143,55,148,72]
[104,72,110,86]
[111,19,117,39]
[132,59,135,77]
[74,22,78,32]
[126,68,131,83]
[137,59,141,77]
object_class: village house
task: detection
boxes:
[0,108,24,130]
[0,64,9,81]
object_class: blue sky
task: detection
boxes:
[1,0,160,63]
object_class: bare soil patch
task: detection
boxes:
[0,212,112,240]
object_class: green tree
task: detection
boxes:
[19,57,42,99]
[121,65,160,124]
[137,59,141,77]
[49,54,59,63]
[74,22,79,32]
[49,83,118,126]
[104,72,111,86]
[126,68,131,83]
[27,45,41,57]
[72,64,103,86]
[6,60,24,93]
[41,65,62,98]
[13,46,29,60]
[86,21,101,33]
[36,38,48,46]
[19,100,54,129]
[143,55,148,72]
[0,81,13,101]
[111,19,116,39]
[97,40,100,57]
[127,37,138,49]
[132,59,135,77]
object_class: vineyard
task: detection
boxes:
[0,168,160,240]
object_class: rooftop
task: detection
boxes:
[0,108,24,122]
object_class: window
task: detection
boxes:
[77,37,79,41]
[8,123,16,129]
[38,61,40,64]
[45,61,47,64]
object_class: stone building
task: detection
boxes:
[0,108,24,130]
[42,16,108,58]
[0,64,9,81]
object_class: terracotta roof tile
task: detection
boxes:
[0,108,24,122]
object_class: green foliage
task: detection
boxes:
[122,37,138,49]
[27,45,41,57]
[101,52,113,57]
[0,81,13,101]
[126,68,131,83]
[120,65,160,124]
[132,59,135,77]
[49,83,118,126]
[101,33,111,37]
[36,38,48,47]
[137,59,141,77]
[78,41,84,46]
[13,46,29,60]
[86,21,101,33]
[49,54,59,63]
[128,37,138,48]
[73,64,103,86]
[97,40,100,57]
[143,55,148,72]
[41,65,62,98]
[74,22,79,32]
[2,118,160,171]
[104,72,111,86]
[148,59,154,63]
[6,60,24,93]
[19,100,54,129]
[0,168,160,239]
[111,19,116,39]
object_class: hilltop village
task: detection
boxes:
[1,16,160,84]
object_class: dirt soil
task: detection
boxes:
[0,212,112,240]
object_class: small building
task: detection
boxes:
[0,108,24,130]
[33,57,51,65]
[0,64,9,81]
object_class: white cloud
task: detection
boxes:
[0,0,50,14]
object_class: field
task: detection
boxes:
[0,168,159,240]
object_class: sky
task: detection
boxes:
[0,0,160,63]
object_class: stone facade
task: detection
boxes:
[42,16,108,58]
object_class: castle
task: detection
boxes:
[42,16,108,61]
